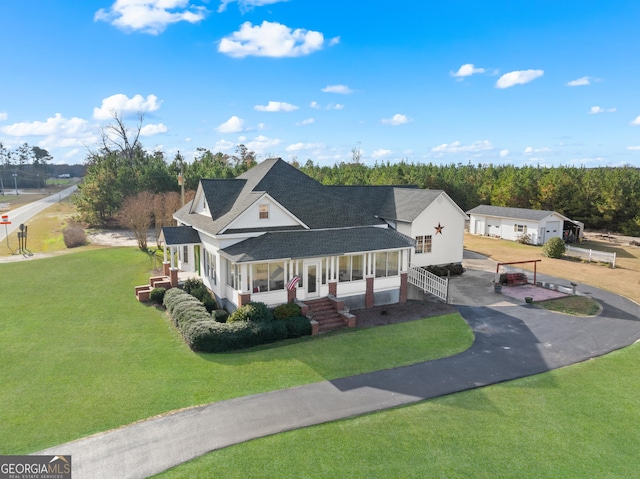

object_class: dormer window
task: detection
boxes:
[259,204,269,219]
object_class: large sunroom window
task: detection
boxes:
[252,262,285,292]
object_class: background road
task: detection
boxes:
[0,185,77,245]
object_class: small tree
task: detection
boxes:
[119,191,154,250]
[542,237,566,259]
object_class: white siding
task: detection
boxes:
[405,193,466,267]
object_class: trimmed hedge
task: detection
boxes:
[228,302,273,323]
[149,287,166,305]
[273,302,301,320]
[162,290,310,352]
[212,309,230,323]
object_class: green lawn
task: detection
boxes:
[156,342,640,479]
[0,248,472,454]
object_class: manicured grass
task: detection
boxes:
[155,342,640,478]
[0,248,472,454]
[534,295,601,316]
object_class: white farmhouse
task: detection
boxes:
[153,158,466,312]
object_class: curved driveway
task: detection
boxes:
[39,257,640,479]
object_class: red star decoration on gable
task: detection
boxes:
[434,222,444,235]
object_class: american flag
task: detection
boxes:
[287,275,300,290]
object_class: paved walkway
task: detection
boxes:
[39,256,640,479]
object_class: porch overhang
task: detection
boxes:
[220,226,414,263]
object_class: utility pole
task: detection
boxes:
[12,173,18,196]
[176,151,185,206]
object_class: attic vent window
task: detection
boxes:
[259,204,269,219]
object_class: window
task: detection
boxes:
[514,224,527,233]
[259,204,269,219]
[251,262,285,292]
[226,259,241,290]
[183,245,189,263]
[204,249,216,283]
[415,235,432,254]
[374,251,399,278]
[338,255,365,282]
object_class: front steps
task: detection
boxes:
[135,275,172,302]
[304,297,356,334]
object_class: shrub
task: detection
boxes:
[149,287,166,305]
[273,302,301,320]
[285,315,312,338]
[163,288,200,316]
[542,237,566,259]
[62,221,87,248]
[445,263,465,276]
[516,233,532,245]
[212,309,229,323]
[426,265,448,277]
[228,302,273,323]
[202,295,217,313]
[183,278,205,296]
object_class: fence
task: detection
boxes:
[408,264,449,302]
[566,245,616,268]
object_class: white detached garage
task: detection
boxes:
[467,205,583,245]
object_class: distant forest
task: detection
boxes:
[297,160,640,236]
[69,139,640,235]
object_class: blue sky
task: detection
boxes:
[1,0,639,167]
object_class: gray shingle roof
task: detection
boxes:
[174,159,385,234]
[160,226,201,245]
[467,205,564,221]
[221,226,414,263]
[329,185,445,222]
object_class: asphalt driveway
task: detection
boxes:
[39,259,640,479]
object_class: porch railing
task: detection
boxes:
[408,264,449,302]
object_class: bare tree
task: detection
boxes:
[119,191,154,250]
[99,110,144,161]
[152,191,182,246]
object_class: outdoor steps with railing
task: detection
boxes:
[305,298,351,333]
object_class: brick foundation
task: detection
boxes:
[287,287,296,303]
[238,292,252,306]
[365,277,374,308]
[399,272,408,303]
[163,261,170,276]
[328,281,337,296]
[170,268,179,288]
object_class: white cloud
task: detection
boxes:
[589,106,616,114]
[297,117,315,126]
[218,21,327,58]
[139,123,168,136]
[381,114,410,126]
[310,101,320,109]
[285,142,325,152]
[499,149,509,158]
[372,149,393,159]
[0,112,7,121]
[329,103,345,110]
[322,84,353,94]
[1,113,91,137]
[64,148,81,159]
[631,116,640,126]
[93,93,162,120]
[244,134,282,153]
[431,140,494,154]
[214,139,235,151]
[626,146,640,151]
[524,146,551,155]
[254,101,298,112]
[567,76,591,87]
[217,0,286,13]
[95,0,207,35]
[450,63,486,78]
[328,36,341,46]
[216,115,245,133]
[495,69,544,89]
